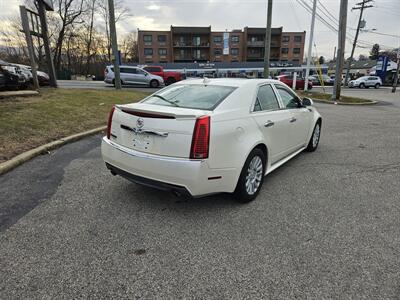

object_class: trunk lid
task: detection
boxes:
[110,103,210,158]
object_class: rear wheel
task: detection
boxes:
[305,121,321,152]
[166,77,176,85]
[150,80,159,88]
[113,79,123,87]
[374,83,380,89]
[234,148,266,203]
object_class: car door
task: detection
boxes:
[274,84,313,150]
[251,84,294,164]
[119,67,132,84]
[135,68,150,85]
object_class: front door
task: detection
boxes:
[251,84,294,164]
[274,84,313,150]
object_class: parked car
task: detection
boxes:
[37,71,50,86]
[104,65,164,88]
[348,76,382,88]
[276,74,313,90]
[308,74,333,85]
[0,61,26,90]
[142,66,182,85]
[11,64,33,84]
[102,78,322,202]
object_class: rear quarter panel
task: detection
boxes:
[208,84,265,173]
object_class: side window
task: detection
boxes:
[254,85,280,111]
[275,85,299,109]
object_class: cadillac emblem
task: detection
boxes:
[136,118,144,129]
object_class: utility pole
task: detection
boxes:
[392,48,400,93]
[37,0,57,87]
[304,0,317,91]
[263,0,273,78]
[19,6,39,90]
[108,0,121,89]
[344,0,373,86]
[332,0,348,102]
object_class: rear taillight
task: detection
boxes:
[107,106,115,139]
[190,116,210,159]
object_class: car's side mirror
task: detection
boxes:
[302,97,313,106]
[144,72,148,76]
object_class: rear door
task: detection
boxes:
[274,84,312,150]
[251,84,294,163]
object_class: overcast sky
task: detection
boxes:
[1,0,399,58]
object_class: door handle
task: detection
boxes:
[290,117,297,123]
[264,120,274,127]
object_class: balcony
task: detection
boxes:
[173,41,210,47]
[247,40,265,47]
[174,54,210,61]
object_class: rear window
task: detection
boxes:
[142,84,237,110]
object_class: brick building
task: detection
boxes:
[138,26,306,65]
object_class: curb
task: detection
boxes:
[0,90,39,99]
[0,126,106,176]
[312,98,377,105]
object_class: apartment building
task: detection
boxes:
[138,26,306,65]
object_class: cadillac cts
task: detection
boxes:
[102,78,322,202]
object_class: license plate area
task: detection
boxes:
[132,132,153,151]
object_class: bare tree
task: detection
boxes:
[53,0,86,72]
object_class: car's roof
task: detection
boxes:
[107,65,140,68]
[178,78,284,88]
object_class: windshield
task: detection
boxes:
[142,84,237,110]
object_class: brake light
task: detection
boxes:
[107,106,115,139]
[190,116,210,159]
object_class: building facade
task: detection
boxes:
[138,26,306,65]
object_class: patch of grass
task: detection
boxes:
[297,90,374,103]
[0,88,150,163]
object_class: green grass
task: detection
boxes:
[297,90,374,104]
[0,88,150,163]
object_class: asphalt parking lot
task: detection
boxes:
[1,93,400,298]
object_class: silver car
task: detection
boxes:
[348,76,382,89]
[104,65,164,88]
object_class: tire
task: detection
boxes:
[305,120,321,152]
[359,83,365,89]
[166,77,176,85]
[374,83,380,89]
[234,148,266,203]
[150,80,159,88]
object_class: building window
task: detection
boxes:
[282,36,290,43]
[231,36,239,43]
[294,36,302,43]
[158,48,167,55]
[158,35,166,43]
[144,48,153,56]
[231,48,239,55]
[193,36,201,46]
[214,48,222,55]
[214,36,222,43]
[293,48,301,54]
[143,35,152,43]
[281,48,289,54]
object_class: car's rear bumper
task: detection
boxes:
[101,137,237,197]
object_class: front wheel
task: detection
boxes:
[234,148,266,203]
[305,121,321,152]
[359,83,365,89]
[375,83,380,89]
[150,80,159,88]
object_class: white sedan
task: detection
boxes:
[102,78,322,202]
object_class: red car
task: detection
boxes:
[142,66,182,85]
[276,74,313,90]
